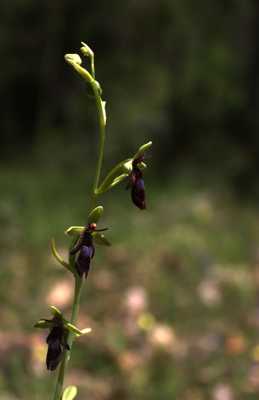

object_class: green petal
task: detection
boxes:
[34,319,53,329]
[80,327,92,335]
[92,232,111,246]
[62,385,78,400]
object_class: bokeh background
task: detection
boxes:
[2,1,259,399]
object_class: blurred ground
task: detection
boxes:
[1,169,259,399]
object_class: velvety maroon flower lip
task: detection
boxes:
[75,242,95,277]
[46,325,69,371]
[128,156,146,210]
[70,223,107,278]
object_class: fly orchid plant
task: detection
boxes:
[34,42,152,400]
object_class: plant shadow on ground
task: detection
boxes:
[1,168,259,399]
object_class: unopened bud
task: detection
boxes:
[64,53,82,66]
[80,42,94,58]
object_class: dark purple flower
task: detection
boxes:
[129,157,146,210]
[76,242,95,277]
[46,325,69,371]
[70,224,96,279]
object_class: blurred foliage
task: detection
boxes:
[1,171,259,399]
[1,0,259,194]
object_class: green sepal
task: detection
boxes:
[51,239,73,273]
[80,327,92,335]
[88,206,104,224]
[34,319,53,329]
[109,173,128,189]
[62,385,78,400]
[133,141,152,160]
[92,232,111,246]
[96,142,151,195]
[65,322,91,337]
[65,322,83,336]
[65,226,85,236]
[50,305,63,318]
[97,158,132,194]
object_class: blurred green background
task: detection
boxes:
[2,0,259,399]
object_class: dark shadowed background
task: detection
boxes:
[1,1,259,399]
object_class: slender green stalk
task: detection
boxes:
[91,83,106,208]
[52,56,106,400]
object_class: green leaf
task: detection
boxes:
[65,226,85,236]
[92,232,111,246]
[62,385,78,400]
[88,206,104,224]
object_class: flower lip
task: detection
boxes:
[70,227,95,278]
[46,324,69,371]
[131,176,146,210]
[128,155,146,210]
[69,223,108,278]
[76,244,94,278]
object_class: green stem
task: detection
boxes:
[91,83,106,203]
[52,58,106,400]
